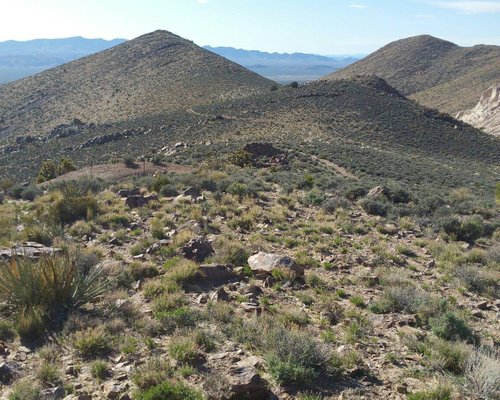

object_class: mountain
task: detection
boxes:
[2,76,498,199]
[0,30,274,139]
[204,46,360,83]
[325,35,500,115]
[0,37,126,83]
[457,83,500,136]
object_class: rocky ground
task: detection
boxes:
[0,157,498,400]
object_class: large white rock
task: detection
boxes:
[247,252,304,276]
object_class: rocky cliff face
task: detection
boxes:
[457,84,500,137]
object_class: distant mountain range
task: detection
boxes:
[0,37,361,84]
[0,37,126,83]
[204,46,361,83]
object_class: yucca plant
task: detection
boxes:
[0,255,108,337]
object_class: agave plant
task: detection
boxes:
[0,254,108,313]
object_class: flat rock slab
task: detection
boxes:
[0,242,62,260]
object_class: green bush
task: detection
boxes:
[407,386,451,400]
[132,358,173,390]
[73,328,113,359]
[359,198,388,217]
[264,326,327,384]
[136,381,203,400]
[440,215,487,243]
[8,379,42,400]
[50,195,98,224]
[430,312,473,341]
[0,320,16,341]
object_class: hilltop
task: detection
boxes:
[0,30,274,139]
[325,35,500,115]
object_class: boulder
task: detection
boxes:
[367,186,384,198]
[199,264,236,282]
[179,238,214,262]
[228,360,268,399]
[183,187,204,202]
[125,194,157,209]
[247,252,304,277]
[0,361,20,384]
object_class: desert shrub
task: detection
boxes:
[132,358,173,390]
[155,306,198,333]
[23,223,56,246]
[359,198,388,217]
[36,160,58,183]
[136,381,203,400]
[264,326,328,384]
[91,360,110,381]
[164,259,200,286]
[461,347,500,400]
[160,184,179,197]
[73,327,113,359]
[50,194,98,224]
[407,386,452,400]
[0,320,16,341]
[384,184,411,204]
[37,362,60,386]
[439,215,489,243]
[211,238,249,267]
[323,197,351,213]
[123,156,137,167]
[427,337,470,374]
[454,264,498,297]
[341,183,367,201]
[228,149,253,167]
[0,255,107,313]
[430,312,473,342]
[169,335,199,363]
[128,262,159,281]
[8,380,42,400]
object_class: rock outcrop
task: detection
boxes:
[457,83,500,137]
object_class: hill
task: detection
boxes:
[0,37,126,83]
[2,77,498,200]
[325,35,500,115]
[204,46,360,83]
[0,30,274,139]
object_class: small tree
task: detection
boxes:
[37,160,58,183]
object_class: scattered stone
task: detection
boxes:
[179,238,214,262]
[477,301,490,310]
[209,287,230,302]
[42,386,65,399]
[196,293,209,304]
[247,252,304,277]
[471,310,484,319]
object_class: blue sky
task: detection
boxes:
[1,0,499,54]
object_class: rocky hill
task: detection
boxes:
[457,83,500,137]
[1,78,498,200]
[325,35,500,115]
[0,30,274,139]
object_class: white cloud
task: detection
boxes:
[431,1,500,14]
[349,3,368,9]
[197,0,209,4]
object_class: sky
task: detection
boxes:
[0,0,499,54]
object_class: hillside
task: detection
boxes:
[2,77,498,199]
[325,35,500,115]
[0,30,274,139]
[0,37,126,83]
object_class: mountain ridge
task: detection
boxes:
[325,34,500,115]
